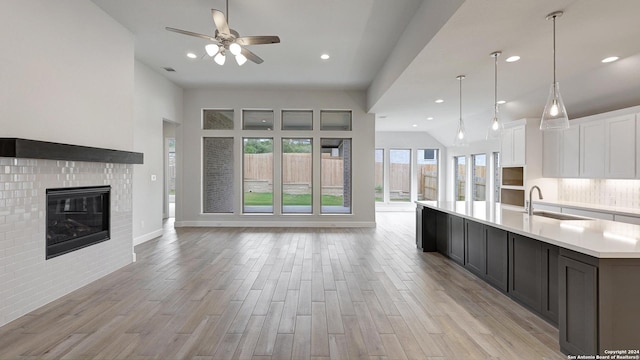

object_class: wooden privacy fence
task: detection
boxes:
[243,153,344,186]
[455,165,487,200]
[375,163,439,199]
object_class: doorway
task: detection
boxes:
[163,121,177,219]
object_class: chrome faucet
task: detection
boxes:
[528,185,544,216]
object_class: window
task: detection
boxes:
[203,137,234,213]
[282,110,313,130]
[203,109,234,129]
[243,138,274,213]
[472,154,487,201]
[374,149,384,202]
[320,110,351,131]
[282,138,312,214]
[454,156,466,201]
[389,149,411,202]
[494,152,501,203]
[243,110,274,130]
[417,149,438,201]
[321,139,351,214]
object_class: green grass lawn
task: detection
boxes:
[244,192,344,206]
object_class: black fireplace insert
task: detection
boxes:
[46,186,110,259]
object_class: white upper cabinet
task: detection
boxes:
[542,130,562,177]
[605,114,636,179]
[562,125,580,178]
[512,125,526,165]
[580,121,605,178]
[501,127,514,166]
[501,122,526,167]
[637,113,640,179]
[541,106,640,179]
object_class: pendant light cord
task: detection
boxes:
[494,54,498,115]
[226,0,230,24]
[552,15,556,85]
[459,77,463,124]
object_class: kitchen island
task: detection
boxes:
[416,201,640,356]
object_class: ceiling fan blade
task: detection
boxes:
[236,36,281,46]
[211,9,230,35]
[165,27,216,42]
[241,47,264,64]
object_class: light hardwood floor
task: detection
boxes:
[0,212,564,359]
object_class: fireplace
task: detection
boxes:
[46,186,111,259]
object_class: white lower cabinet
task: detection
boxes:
[534,203,562,213]
[561,207,614,221]
[614,214,640,225]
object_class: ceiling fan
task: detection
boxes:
[165,0,280,66]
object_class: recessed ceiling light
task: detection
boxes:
[187,52,197,59]
[320,54,330,60]
[497,100,507,105]
[601,56,619,63]
[427,117,434,120]
[435,99,444,104]
[412,124,418,127]
[505,55,520,62]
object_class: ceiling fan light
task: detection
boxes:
[214,52,226,65]
[236,54,247,66]
[229,43,242,56]
[205,43,219,57]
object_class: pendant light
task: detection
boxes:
[453,75,468,147]
[540,11,570,130]
[486,51,503,140]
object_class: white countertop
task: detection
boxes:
[416,201,640,259]
[533,199,640,217]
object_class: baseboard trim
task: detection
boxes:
[375,206,415,212]
[174,221,376,228]
[133,229,164,246]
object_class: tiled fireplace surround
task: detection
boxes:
[0,157,133,327]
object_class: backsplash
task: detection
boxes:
[558,179,640,209]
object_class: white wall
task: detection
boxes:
[0,0,134,151]
[367,0,464,111]
[177,88,375,227]
[133,61,183,244]
[0,0,137,326]
[375,131,447,209]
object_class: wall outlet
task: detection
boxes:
[151,174,157,181]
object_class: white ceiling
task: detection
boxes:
[91,0,422,89]
[92,0,640,146]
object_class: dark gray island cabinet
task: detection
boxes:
[415,203,640,356]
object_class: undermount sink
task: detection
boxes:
[531,211,592,221]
